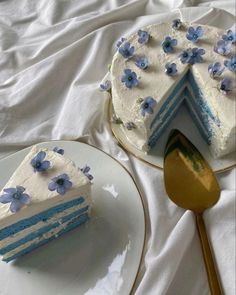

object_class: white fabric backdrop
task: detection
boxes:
[0,1,235,294]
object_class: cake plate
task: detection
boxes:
[0,141,146,295]
[109,98,236,173]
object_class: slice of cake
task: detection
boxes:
[110,21,236,158]
[0,145,92,262]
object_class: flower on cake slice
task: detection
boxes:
[179,48,193,64]
[186,26,203,43]
[179,47,205,65]
[138,30,150,44]
[31,151,50,173]
[172,19,182,30]
[208,62,224,79]
[222,29,236,44]
[219,78,233,95]
[165,63,178,76]
[80,165,93,181]
[100,80,111,92]
[140,97,156,116]
[162,36,177,53]
[0,186,30,213]
[121,69,139,89]
[118,42,135,59]
[53,147,64,155]
[48,174,72,195]
[135,56,149,70]
[224,55,236,73]
[214,40,232,56]
[124,121,136,130]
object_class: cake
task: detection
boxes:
[0,146,92,262]
[108,21,236,158]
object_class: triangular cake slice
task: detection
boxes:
[0,145,92,262]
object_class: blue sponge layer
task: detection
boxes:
[0,197,85,241]
[3,213,89,262]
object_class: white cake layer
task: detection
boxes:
[111,22,236,157]
[0,200,89,248]
[2,213,87,260]
[0,145,91,228]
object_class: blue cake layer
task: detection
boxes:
[3,213,89,262]
[148,70,220,148]
[0,197,85,241]
[0,205,89,255]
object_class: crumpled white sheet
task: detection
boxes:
[0,1,235,294]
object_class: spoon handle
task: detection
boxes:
[196,213,222,295]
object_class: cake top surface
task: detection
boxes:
[0,145,90,219]
[111,22,235,126]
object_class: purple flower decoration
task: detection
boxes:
[179,49,192,64]
[219,78,232,95]
[121,69,139,89]
[0,186,30,213]
[100,80,111,92]
[186,26,203,43]
[140,97,156,116]
[138,30,150,44]
[31,151,50,173]
[224,55,236,73]
[165,63,178,76]
[208,63,224,79]
[172,19,182,30]
[162,36,177,53]
[53,147,64,155]
[48,174,72,195]
[188,48,205,65]
[214,40,232,56]
[125,121,136,130]
[222,30,236,44]
[135,56,149,70]
[116,37,126,48]
[81,165,93,181]
[118,42,135,59]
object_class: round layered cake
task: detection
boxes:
[110,21,236,158]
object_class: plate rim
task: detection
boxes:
[108,96,236,174]
[0,140,147,295]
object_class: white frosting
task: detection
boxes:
[111,22,236,157]
[0,145,91,228]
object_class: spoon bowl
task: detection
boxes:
[164,129,222,295]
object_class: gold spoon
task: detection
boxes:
[164,129,222,295]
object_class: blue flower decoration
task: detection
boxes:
[138,30,150,44]
[188,48,205,65]
[48,174,72,195]
[214,40,232,56]
[118,42,135,58]
[186,26,203,43]
[140,97,156,116]
[81,165,93,181]
[31,151,50,173]
[172,19,182,30]
[0,186,30,213]
[224,55,236,72]
[162,36,177,53]
[125,121,136,130]
[208,63,224,79]
[135,56,149,70]
[179,49,192,64]
[219,78,232,95]
[116,37,126,48]
[121,69,139,89]
[53,147,64,155]
[165,63,178,76]
[222,30,236,44]
[100,80,111,92]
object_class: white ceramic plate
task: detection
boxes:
[110,101,236,173]
[0,141,145,295]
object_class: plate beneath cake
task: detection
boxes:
[0,141,145,295]
[110,100,236,173]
